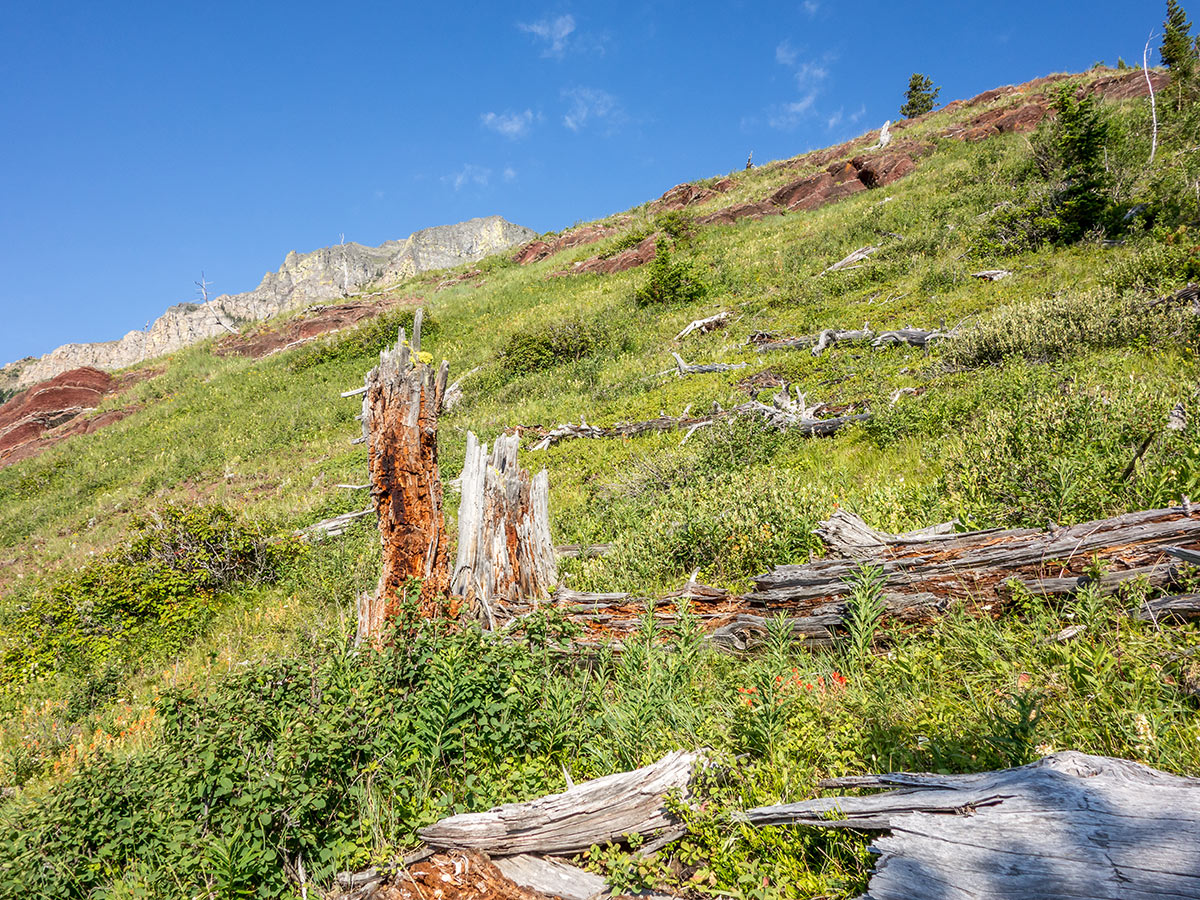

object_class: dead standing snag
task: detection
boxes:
[355,310,451,646]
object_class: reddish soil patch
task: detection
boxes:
[0,367,133,468]
[512,224,616,265]
[214,299,406,359]
[553,233,660,277]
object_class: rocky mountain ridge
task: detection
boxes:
[1,216,536,391]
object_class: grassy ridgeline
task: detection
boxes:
[0,69,1198,897]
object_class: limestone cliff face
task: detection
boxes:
[2,216,536,390]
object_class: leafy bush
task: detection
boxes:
[498,318,607,375]
[654,210,697,241]
[0,504,300,699]
[1106,237,1200,293]
[633,243,707,307]
[939,369,1199,527]
[287,307,437,371]
[944,289,1194,367]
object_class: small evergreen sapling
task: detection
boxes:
[900,73,940,118]
[1161,0,1199,108]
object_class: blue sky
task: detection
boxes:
[0,0,1171,364]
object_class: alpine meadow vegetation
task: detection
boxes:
[0,47,1199,900]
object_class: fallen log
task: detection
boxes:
[971,268,1012,281]
[755,324,955,355]
[747,506,1200,633]
[356,310,451,645]
[747,751,1200,900]
[531,385,869,450]
[1137,592,1200,622]
[419,749,702,855]
[674,311,730,341]
[671,352,747,376]
[451,432,558,627]
[821,245,879,274]
[492,856,608,900]
[300,507,373,540]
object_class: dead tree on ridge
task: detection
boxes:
[355,310,451,646]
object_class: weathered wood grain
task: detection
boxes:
[747,751,1200,900]
[419,750,702,855]
[356,309,451,645]
[451,432,558,627]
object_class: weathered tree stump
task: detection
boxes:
[451,432,557,627]
[355,310,450,646]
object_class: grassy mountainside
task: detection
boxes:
[0,66,1198,898]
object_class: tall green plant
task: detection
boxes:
[842,564,888,666]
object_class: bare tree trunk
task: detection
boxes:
[355,310,450,646]
[451,432,557,626]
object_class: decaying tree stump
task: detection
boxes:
[451,432,558,627]
[748,751,1200,899]
[355,310,451,646]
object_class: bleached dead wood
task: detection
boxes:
[492,856,609,900]
[419,750,702,855]
[970,268,1012,281]
[755,325,955,354]
[451,432,558,627]
[748,506,1200,625]
[674,311,730,341]
[821,245,879,274]
[531,386,869,451]
[671,352,747,376]
[1137,592,1200,621]
[356,309,451,645]
[873,120,892,149]
[747,751,1200,900]
[300,508,373,540]
[442,365,480,412]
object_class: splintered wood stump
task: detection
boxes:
[747,751,1200,900]
[451,432,557,626]
[356,311,451,646]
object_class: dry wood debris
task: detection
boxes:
[748,751,1200,900]
[419,750,701,855]
[674,311,730,340]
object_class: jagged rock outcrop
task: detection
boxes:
[2,216,535,390]
[0,367,129,467]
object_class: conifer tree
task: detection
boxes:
[1161,0,1199,107]
[899,74,940,118]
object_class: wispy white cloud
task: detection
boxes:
[481,109,535,139]
[443,164,491,191]
[561,86,621,132]
[769,94,820,129]
[518,14,576,58]
[802,0,820,17]
[768,46,835,130]
[502,166,517,182]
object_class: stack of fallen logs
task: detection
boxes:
[332,747,1200,900]
[513,503,1200,650]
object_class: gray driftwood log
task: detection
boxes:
[419,749,701,855]
[748,751,1200,900]
[451,432,558,628]
[755,325,957,355]
[531,384,869,451]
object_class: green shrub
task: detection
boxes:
[498,318,607,375]
[603,226,654,257]
[0,504,300,698]
[944,289,1193,367]
[632,242,707,307]
[654,210,697,241]
[287,307,437,371]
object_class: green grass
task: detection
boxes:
[0,67,1198,899]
